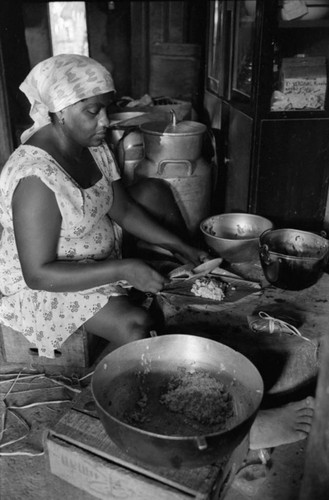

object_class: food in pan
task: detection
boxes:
[124,367,235,436]
[160,368,234,427]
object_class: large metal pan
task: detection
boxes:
[91,335,263,469]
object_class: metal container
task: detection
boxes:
[107,112,146,186]
[259,228,329,290]
[91,334,263,469]
[107,111,147,153]
[200,213,274,263]
[139,119,207,162]
[135,112,213,237]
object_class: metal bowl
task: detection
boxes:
[200,213,274,263]
[91,335,263,469]
[108,111,147,126]
[259,228,329,290]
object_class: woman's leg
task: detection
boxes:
[83,296,155,348]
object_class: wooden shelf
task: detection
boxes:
[268,109,329,119]
[278,19,329,28]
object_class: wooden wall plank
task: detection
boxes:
[130,1,149,98]
[87,1,131,98]
[0,39,13,170]
[149,1,167,44]
[167,1,186,42]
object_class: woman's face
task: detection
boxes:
[60,92,113,147]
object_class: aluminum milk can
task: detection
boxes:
[135,111,213,237]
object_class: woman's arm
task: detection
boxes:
[109,179,208,265]
[12,177,166,293]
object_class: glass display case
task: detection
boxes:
[206,0,257,102]
[232,1,256,99]
[270,0,329,113]
[206,0,329,114]
[206,1,228,98]
[204,0,329,231]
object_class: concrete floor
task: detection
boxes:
[225,442,307,500]
[0,356,97,500]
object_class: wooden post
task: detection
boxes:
[299,333,329,499]
[0,38,13,171]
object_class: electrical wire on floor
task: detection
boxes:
[0,369,94,457]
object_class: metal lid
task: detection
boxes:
[141,120,206,136]
[141,108,206,136]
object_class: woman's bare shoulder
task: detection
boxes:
[14,175,57,201]
[12,175,60,225]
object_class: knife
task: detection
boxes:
[168,258,223,281]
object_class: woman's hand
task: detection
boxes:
[121,259,169,294]
[109,180,211,269]
[172,243,210,267]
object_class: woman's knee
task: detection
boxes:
[121,306,153,343]
[84,298,154,345]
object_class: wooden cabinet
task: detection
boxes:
[255,118,329,230]
[204,0,329,232]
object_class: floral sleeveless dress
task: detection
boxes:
[0,142,127,358]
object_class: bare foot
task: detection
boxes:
[249,397,315,450]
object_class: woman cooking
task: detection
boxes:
[0,54,207,359]
[0,54,314,450]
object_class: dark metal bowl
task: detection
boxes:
[259,228,329,290]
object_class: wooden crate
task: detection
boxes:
[45,387,248,500]
[0,323,106,375]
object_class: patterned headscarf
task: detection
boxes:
[19,54,115,143]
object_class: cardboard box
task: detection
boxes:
[279,56,327,109]
[45,387,248,500]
